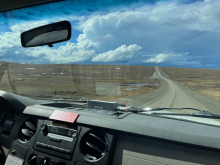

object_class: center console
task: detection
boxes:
[33,120,80,160]
[5,117,117,165]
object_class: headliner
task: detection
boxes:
[0,0,63,13]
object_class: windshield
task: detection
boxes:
[1,0,220,117]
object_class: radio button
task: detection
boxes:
[63,149,71,154]
[36,142,46,147]
[49,137,61,142]
[35,142,71,155]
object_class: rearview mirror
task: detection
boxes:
[21,20,71,47]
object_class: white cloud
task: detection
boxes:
[21,41,96,63]
[143,52,202,67]
[10,21,50,33]
[55,42,95,63]
[103,34,113,39]
[9,14,84,32]
[1,0,220,67]
[73,0,220,64]
[143,53,179,63]
[0,20,96,63]
[92,44,141,62]
[77,0,220,37]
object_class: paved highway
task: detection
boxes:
[127,66,220,115]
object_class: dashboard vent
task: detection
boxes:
[19,119,37,142]
[80,130,108,161]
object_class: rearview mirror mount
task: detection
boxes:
[21,20,71,48]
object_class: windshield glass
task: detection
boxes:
[1,0,220,117]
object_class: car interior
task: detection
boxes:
[1,0,220,165]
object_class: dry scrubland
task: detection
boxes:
[0,62,161,101]
[162,67,220,102]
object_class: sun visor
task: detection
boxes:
[0,0,62,13]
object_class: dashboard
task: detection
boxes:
[1,91,220,165]
[0,98,18,136]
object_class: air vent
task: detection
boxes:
[19,119,37,142]
[80,130,108,161]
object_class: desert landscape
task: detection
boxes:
[162,67,220,102]
[1,61,220,105]
[0,62,161,101]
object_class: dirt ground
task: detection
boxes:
[0,62,161,101]
[162,67,220,102]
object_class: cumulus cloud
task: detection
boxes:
[10,21,50,32]
[103,34,113,39]
[143,52,202,67]
[0,33,96,64]
[0,0,220,68]
[92,44,141,62]
[75,0,220,67]
[143,54,171,63]
[143,52,181,63]
[0,19,97,63]
[19,41,96,63]
[55,42,96,63]
[0,32,20,56]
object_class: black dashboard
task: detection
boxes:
[0,98,18,136]
[1,91,220,165]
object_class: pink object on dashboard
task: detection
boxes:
[49,110,79,123]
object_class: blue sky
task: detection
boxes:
[0,0,220,68]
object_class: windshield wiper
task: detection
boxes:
[115,107,220,119]
[51,96,90,103]
[151,110,220,119]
